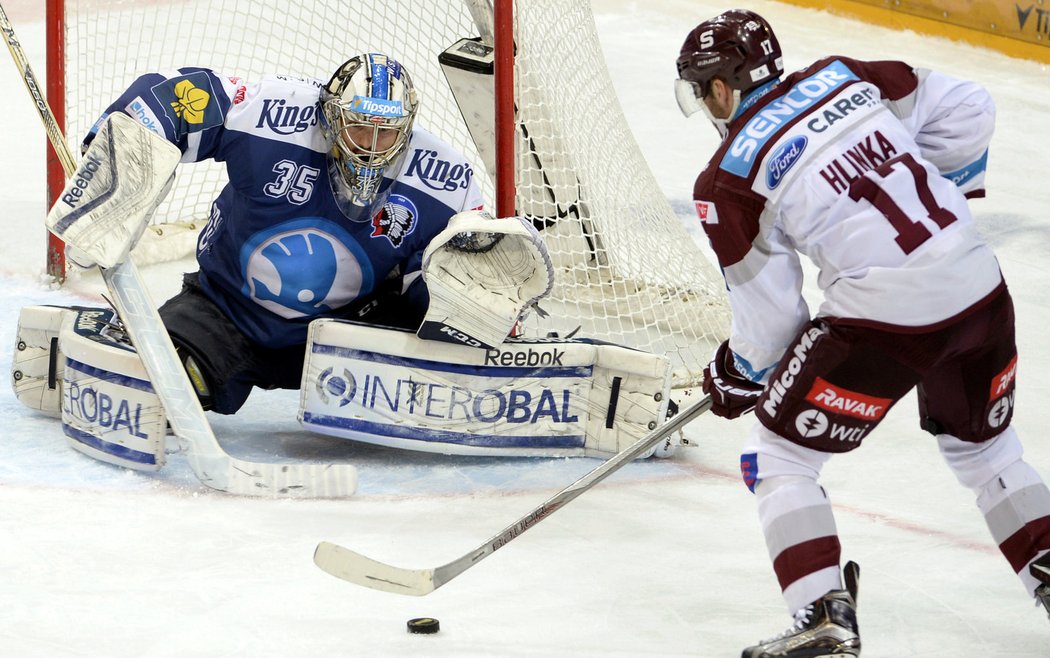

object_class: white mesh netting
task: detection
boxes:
[58,0,729,386]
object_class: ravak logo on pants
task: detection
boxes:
[761,326,823,418]
[805,377,890,420]
[990,354,1018,399]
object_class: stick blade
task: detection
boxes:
[205,458,358,498]
[314,541,436,596]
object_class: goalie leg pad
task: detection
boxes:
[59,308,167,471]
[299,320,670,458]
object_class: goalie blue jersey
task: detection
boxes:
[89,67,485,348]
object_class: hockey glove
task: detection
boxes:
[702,340,764,419]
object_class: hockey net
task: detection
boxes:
[50,0,729,388]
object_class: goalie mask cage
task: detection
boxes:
[46,0,730,388]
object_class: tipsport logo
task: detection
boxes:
[1016,5,1050,37]
[350,95,405,117]
[240,218,375,319]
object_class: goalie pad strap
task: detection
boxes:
[14,305,73,417]
[299,320,670,458]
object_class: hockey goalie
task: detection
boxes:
[13,56,680,472]
[13,207,678,469]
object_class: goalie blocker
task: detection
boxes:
[299,320,678,458]
[45,112,180,269]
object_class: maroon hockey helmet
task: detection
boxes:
[676,9,783,104]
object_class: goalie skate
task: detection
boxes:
[742,562,861,658]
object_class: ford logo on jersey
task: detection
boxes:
[240,218,375,319]
[767,136,808,189]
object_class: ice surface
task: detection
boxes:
[1,1,1047,655]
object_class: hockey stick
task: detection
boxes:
[314,394,712,595]
[2,4,356,497]
[0,4,76,175]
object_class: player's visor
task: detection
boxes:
[675,79,705,118]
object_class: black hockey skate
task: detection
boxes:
[742,561,861,658]
[1031,552,1050,620]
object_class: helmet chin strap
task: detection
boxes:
[700,89,741,138]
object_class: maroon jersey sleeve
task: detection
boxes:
[693,162,766,270]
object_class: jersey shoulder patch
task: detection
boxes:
[396,128,478,200]
[720,59,860,179]
[150,69,226,136]
[223,76,328,152]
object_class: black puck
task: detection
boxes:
[407,617,440,634]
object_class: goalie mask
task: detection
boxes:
[320,53,418,220]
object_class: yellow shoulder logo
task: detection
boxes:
[170,80,211,125]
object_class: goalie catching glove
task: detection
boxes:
[702,340,764,419]
[418,210,554,349]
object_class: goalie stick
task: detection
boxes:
[2,4,356,497]
[313,394,712,595]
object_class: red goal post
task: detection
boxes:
[45,0,729,388]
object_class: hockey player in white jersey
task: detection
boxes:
[674,9,1050,657]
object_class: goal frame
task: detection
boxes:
[45,0,66,280]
